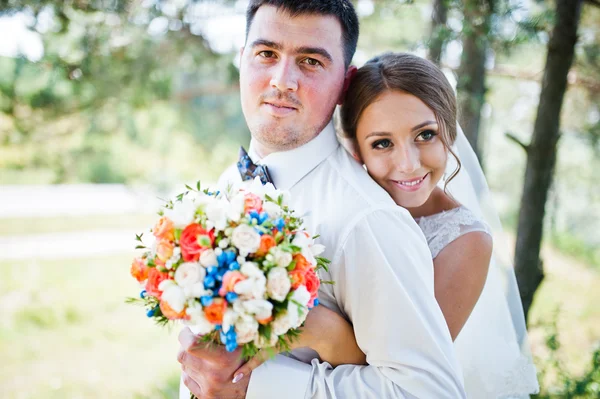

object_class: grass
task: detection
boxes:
[0,254,182,399]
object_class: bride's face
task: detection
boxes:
[355,90,448,209]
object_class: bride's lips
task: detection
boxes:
[262,101,297,117]
[391,173,430,192]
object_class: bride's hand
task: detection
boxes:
[231,306,366,384]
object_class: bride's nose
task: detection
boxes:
[395,145,421,174]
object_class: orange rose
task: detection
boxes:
[146,268,170,299]
[304,268,320,305]
[160,300,188,320]
[293,253,313,271]
[218,271,247,296]
[244,193,263,214]
[288,268,307,290]
[204,298,227,324]
[130,257,149,282]
[156,240,174,263]
[255,234,276,257]
[180,224,215,262]
[153,216,175,241]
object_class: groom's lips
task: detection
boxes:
[262,101,298,117]
[391,173,429,192]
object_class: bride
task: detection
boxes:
[233,52,539,398]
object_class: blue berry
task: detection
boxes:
[140,290,147,299]
[200,295,213,307]
[228,261,240,271]
[204,275,216,289]
[225,250,236,265]
[225,292,238,303]
[146,307,157,317]
[258,212,269,224]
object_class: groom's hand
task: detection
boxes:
[178,327,250,399]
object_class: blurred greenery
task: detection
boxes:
[0,0,599,397]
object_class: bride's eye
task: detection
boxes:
[416,130,437,142]
[372,139,392,149]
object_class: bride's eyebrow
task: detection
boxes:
[411,121,437,132]
[364,132,392,139]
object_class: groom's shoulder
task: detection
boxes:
[216,163,240,190]
[323,146,399,209]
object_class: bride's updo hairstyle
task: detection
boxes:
[340,52,461,187]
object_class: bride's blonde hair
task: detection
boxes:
[340,52,461,189]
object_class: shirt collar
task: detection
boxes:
[248,121,339,190]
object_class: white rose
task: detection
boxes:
[272,312,293,336]
[241,299,273,321]
[240,261,262,278]
[234,275,267,299]
[222,309,240,333]
[205,199,229,232]
[199,249,217,268]
[175,262,205,287]
[291,285,311,307]
[164,197,196,228]
[267,267,291,302]
[231,224,261,254]
[158,279,176,292]
[287,285,311,328]
[161,285,186,313]
[185,302,215,335]
[183,282,210,299]
[262,201,282,219]
[235,315,259,344]
[271,248,293,268]
[254,331,279,349]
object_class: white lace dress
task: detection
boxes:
[416,206,539,398]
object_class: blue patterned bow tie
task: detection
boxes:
[237,146,274,187]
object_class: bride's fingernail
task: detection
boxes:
[232,373,244,384]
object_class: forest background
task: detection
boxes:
[0,0,599,397]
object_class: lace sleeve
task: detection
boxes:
[417,207,492,259]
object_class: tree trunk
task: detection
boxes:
[456,0,494,163]
[514,0,583,323]
[428,0,448,65]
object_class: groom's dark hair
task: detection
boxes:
[245,0,359,68]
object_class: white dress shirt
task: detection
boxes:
[180,122,466,399]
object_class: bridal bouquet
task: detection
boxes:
[128,178,330,358]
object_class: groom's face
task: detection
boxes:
[239,5,348,153]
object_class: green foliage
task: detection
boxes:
[534,312,600,398]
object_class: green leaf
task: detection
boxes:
[185,184,194,191]
[196,181,201,192]
[135,245,146,250]
[286,259,297,271]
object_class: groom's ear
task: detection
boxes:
[337,65,358,105]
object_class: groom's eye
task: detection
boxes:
[258,50,276,59]
[301,58,322,67]
[372,139,392,149]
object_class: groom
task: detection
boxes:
[178,1,466,397]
